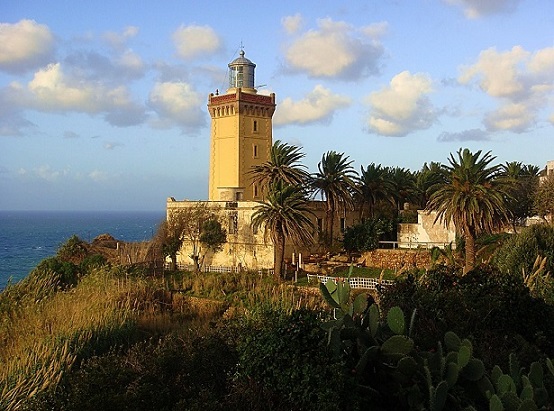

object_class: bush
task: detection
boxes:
[493,223,554,277]
[342,218,396,253]
[233,309,357,411]
[26,332,237,411]
[379,265,554,370]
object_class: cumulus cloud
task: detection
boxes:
[282,14,304,35]
[64,48,145,83]
[484,103,534,132]
[438,129,491,141]
[274,85,351,126]
[0,19,55,73]
[283,18,385,80]
[459,45,554,132]
[172,24,223,60]
[444,0,521,18]
[102,26,139,51]
[29,63,144,122]
[148,81,206,131]
[0,63,147,128]
[365,71,436,137]
[361,22,389,38]
[459,46,529,98]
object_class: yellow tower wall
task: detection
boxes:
[208,89,275,201]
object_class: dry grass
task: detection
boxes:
[0,266,328,409]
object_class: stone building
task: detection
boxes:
[167,51,360,271]
[166,50,454,271]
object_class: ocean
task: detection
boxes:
[0,210,166,290]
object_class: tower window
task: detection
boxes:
[340,218,346,233]
[253,120,258,132]
[253,144,258,158]
[253,184,259,198]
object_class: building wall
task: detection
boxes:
[398,210,456,248]
[166,198,363,270]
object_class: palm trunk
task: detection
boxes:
[464,225,476,274]
[325,202,335,249]
[273,228,285,281]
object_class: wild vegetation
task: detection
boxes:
[2,146,554,409]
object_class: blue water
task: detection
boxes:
[0,210,166,290]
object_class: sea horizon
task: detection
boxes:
[0,210,166,290]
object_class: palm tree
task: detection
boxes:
[426,148,510,274]
[251,183,314,280]
[311,151,358,248]
[415,161,447,209]
[500,161,540,232]
[356,163,395,219]
[249,140,310,197]
[389,167,418,212]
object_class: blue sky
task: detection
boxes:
[1,0,553,211]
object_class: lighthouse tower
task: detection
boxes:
[207,50,276,201]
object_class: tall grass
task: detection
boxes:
[177,270,326,314]
[0,265,329,409]
[0,266,157,409]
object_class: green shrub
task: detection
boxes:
[493,224,554,277]
[79,254,108,274]
[234,308,357,411]
[26,332,237,411]
[379,266,554,370]
[342,218,396,253]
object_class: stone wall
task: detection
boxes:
[359,249,431,272]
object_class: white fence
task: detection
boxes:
[307,274,394,290]
[165,262,274,276]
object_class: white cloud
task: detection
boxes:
[444,0,521,18]
[274,85,351,126]
[22,63,145,126]
[459,46,528,98]
[102,26,139,51]
[116,50,145,76]
[366,71,436,136]
[361,22,389,38]
[484,103,534,132]
[172,24,222,60]
[148,81,206,131]
[88,170,110,182]
[17,165,69,182]
[284,18,384,80]
[459,45,554,132]
[282,14,304,35]
[438,129,491,141]
[0,19,55,73]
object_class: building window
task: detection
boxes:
[340,218,346,233]
[229,212,238,234]
[253,144,258,158]
[253,120,258,132]
[253,184,259,198]
[235,192,243,201]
